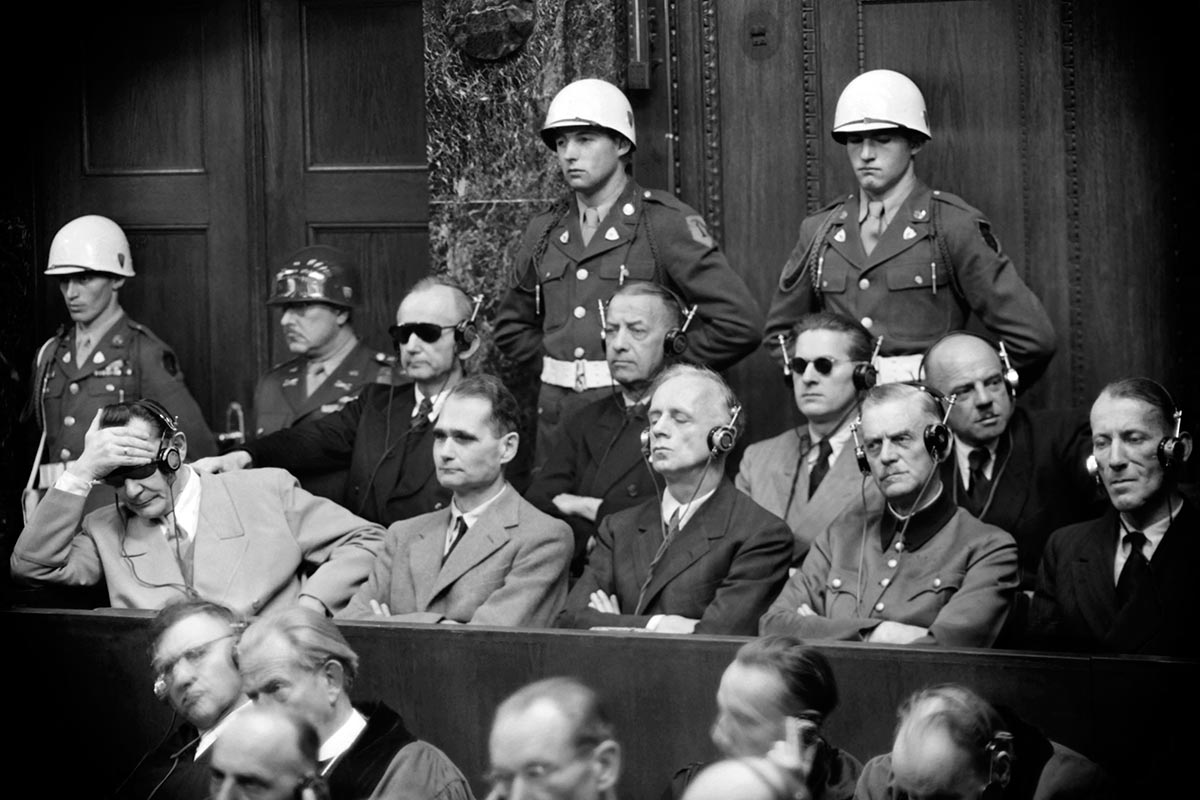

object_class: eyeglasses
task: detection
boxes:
[483,746,598,797]
[102,461,159,487]
[153,633,235,691]
[388,322,457,346]
[789,356,842,376]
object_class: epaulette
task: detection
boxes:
[929,189,980,215]
[639,187,688,211]
[125,318,170,347]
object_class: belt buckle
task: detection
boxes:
[573,359,587,393]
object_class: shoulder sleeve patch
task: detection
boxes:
[977,220,1001,254]
[162,351,178,377]
[686,215,714,247]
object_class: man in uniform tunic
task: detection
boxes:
[764,69,1056,387]
[25,214,215,525]
[252,245,392,499]
[495,78,763,469]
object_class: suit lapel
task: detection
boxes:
[638,481,733,611]
[990,425,1031,524]
[292,343,372,420]
[428,488,517,600]
[1073,513,1118,637]
[411,508,453,608]
[191,472,249,599]
[584,402,645,498]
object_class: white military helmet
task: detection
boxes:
[540,78,637,151]
[45,214,135,278]
[831,69,931,143]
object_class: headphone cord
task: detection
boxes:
[109,709,184,799]
[116,474,196,600]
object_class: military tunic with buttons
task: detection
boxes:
[251,340,393,502]
[759,489,1019,648]
[764,182,1057,386]
[32,313,217,481]
[495,180,764,371]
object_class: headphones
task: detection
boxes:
[851,384,954,475]
[1086,380,1190,481]
[779,334,881,392]
[985,731,1014,790]
[708,404,742,456]
[453,293,483,353]
[600,287,696,357]
[919,331,1020,398]
[132,398,183,474]
[639,404,742,458]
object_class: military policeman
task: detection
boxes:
[26,214,216,515]
[495,78,763,468]
[764,69,1056,387]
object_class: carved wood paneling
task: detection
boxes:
[81,5,206,175]
[301,0,426,169]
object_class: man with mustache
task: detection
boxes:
[251,245,392,499]
[760,382,1018,647]
[763,69,1055,388]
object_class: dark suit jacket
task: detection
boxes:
[526,394,657,575]
[557,478,793,635]
[1029,500,1198,657]
[941,406,1103,589]
[242,383,449,526]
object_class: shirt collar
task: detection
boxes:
[195,699,252,759]
[857,170,918,227]
[318,708,368,771]
[576,191,621,227]
[806,419,854,464]
[307,334,358,375]
[661,485,718,531]
[451,483,508,529]
[413,384,449,420]
[880,485,956,552]
[952,435,999,483]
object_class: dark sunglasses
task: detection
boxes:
[789,356,842,376]
[388,322,455,346]
[102,462,159,487]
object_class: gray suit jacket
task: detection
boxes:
[736,427,883,563]
[338,483,572,627]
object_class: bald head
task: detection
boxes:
[921,333,1014,448]
[889,687,1002,800]
[681,757,803,800]
[210,706,318,800]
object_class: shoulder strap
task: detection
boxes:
[929,197,968,305]
[779,201,844,294]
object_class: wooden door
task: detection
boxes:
[34,0,256,432]
[258,0,430,363]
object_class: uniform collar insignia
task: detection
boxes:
[604,227,620,241]
[903,226,917,240]
[834,229,846,242]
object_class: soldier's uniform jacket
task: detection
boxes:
[764,181,1057,384]
[252,339,393,438]
[31,312,217,478]
[495,180,763,372]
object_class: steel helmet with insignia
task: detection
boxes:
[831,69,931,144]
[45,215,135,278]
[267,245,358,309]
[541,78,637,151]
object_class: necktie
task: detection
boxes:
[75,333,95,367]
[1116,530,1149,607]
[966,447,992,514]
[443,516,468,563]
[581,207,600,246]
[306,363,327,396]
[808,438,833,499]
[410,398,434,433]
[861,200,885,255]
[663,508,681,544]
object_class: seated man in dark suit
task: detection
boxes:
[237,606,473,800]
[527,281,681,577]
[737,311,883,566]
[557,364,793,636]
[338,374,572,627]
[113,599,250,800]
[194,278,483,526]
[921,332,1102,591]
[760,383,1018,647]
[856,684,1109,800]
[1030,377,1195,657]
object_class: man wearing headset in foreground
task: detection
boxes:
[194,278,484,526]
[855,684,1108,799]
[557,363,793,636]
[9,399,383,616]
[759,382,1018,647]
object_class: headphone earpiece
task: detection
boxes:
[1158,408,1189,472]
[924,422,952,462]
[153,675,169,703]
[131,399,182,475]
[852,361,878,392]
[640,427,651,457]
[997,341,1020,398]
[987,731,1014,789]
[453,294,484,354]
[707,405,741,457]
[851,418,870,475]
[663,304,697,357]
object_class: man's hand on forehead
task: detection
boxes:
[69,409,161,482]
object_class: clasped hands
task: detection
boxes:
[588,591,697,634]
